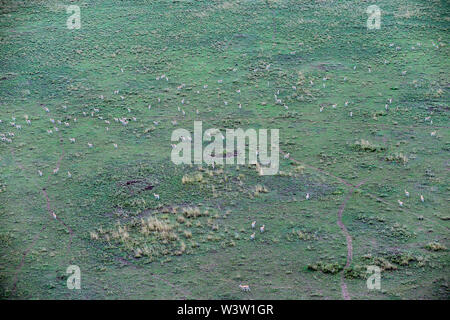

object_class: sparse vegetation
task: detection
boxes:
[0,0,448,300]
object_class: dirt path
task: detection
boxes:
[336,180,366,300]
[42,188,73,252]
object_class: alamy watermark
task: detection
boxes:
[171,121,280,175]
[67,265,81,290]
[366,265,381,290]
[366,5,381,30]
[66,5,81,29]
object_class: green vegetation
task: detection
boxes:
[0,0,448,299]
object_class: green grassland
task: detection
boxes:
[0,0,449,299]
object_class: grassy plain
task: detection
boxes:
[0,0,448,299]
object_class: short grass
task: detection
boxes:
[0,0,448,299]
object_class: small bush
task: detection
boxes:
[353,139,385,152]
[425,242,447,251]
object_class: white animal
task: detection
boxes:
[250,233,255,240]
[398,200,403,207]
[405,190,409,197]
[251,221,256,228]
[38,170,43,176]
[306,193,310,200]
[154,193,160,200]
[239,284,250,292]
[420,195,424,202]
[67,171,71,178]
[260,225,265,233]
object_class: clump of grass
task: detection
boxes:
[182,206,202,218]
[183,230,192,238]
[425,242,447,251]
[294,165,305,174]
[353,139,385,152]
[288,229,318,241]
[307,261,342,274]
[389,253,416,266]
[90,231,99,240]
[385,223,415,241]
[253,184,269,196]
[182,173,204,184]
[344,265,366,279]
[362,255,398,271]
[142,217,172,233]
[174,241,186,255]
[134,247,143,258]
[176,215,186,224]
[385,153,409,164]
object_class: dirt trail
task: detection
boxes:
[42,188,73,252]
[336,180,366,300]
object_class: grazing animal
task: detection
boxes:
[251,221,256,229]
[88,143,93,148]
[53,168,59,174]
[154,193,160,200]
[284,153,290,159]
[250,233,255,240]
[239,284,250,292]
[67,171,71,178]
[398,200,403,207]
[420,195,424,202]
[260,225,265,233]
[405,190,409,197]
[306,193,310,200]
[52,212,57,219]
[38,170,43,177]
